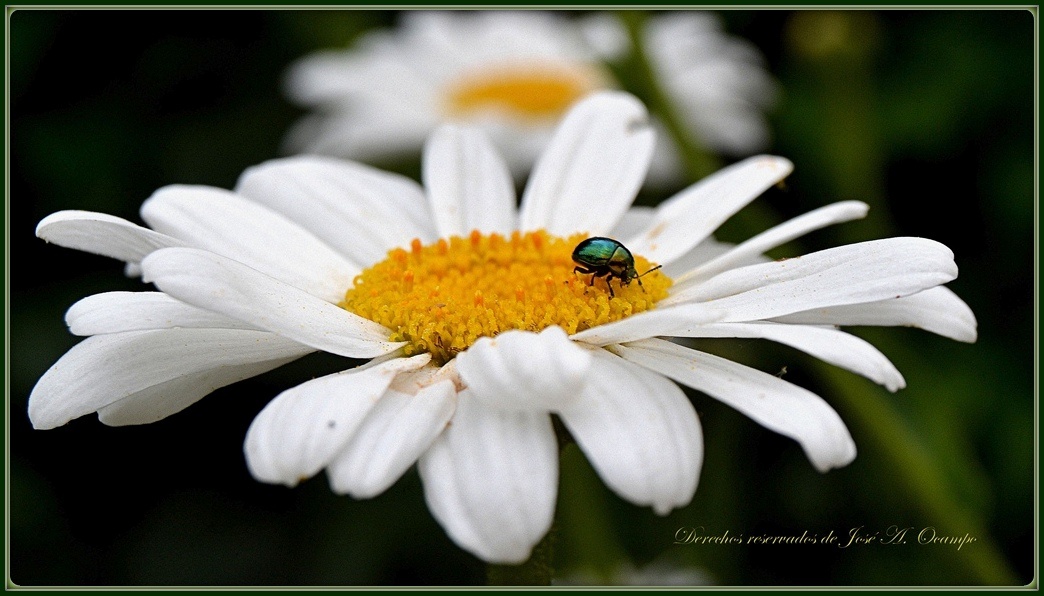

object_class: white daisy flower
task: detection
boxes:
[29,92,975,565]
[283,10,776,183]
[584,11,778,156]
[636,12,778,156]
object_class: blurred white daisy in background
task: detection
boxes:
[29,92,974,565]
[283,10,777,185]
[648,12,777,155]
[585,11,778,157]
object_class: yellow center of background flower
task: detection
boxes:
[341,230,671,364]
[445,64,601,121]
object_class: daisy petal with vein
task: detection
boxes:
[30,91,974,564]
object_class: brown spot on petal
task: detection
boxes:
[647,221,668,240]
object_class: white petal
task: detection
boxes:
[663,237,959,319]
[327,378,457,499]
[283,34,432,106]
[557,349,702,515]
[612,338,856,472]
[97,354,305,427]
[141,247,403,358]
[36,210,182,263]
[140,185,358,302]
[643,122,688,189]
[607,206,655,240]
[569,302,726,347]
[674,201,870,286]
[771,286,978,343]
[293,17,439,104]
[418,394,558,564]
[235,156,437,267]
[681,322,906,392]
[624,156,794,265]
[423,124,517,237]
[283,50,363,106]
[244,354,432,487]
[456,327,592,412]
[283,111,435,163]
[578,11,629,60]
[519,92,654,236]
[66,291,256,336]
[28,329,313,430]
[646,12,778,155]
[661,237,749,279]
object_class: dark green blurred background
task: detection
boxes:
[7,9,1035,586]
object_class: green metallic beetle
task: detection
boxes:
[571,237,662,298]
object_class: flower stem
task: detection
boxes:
[816,362,1021,585]
[486,524,556,586]
[556,443,628,583]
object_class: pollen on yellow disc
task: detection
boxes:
[341,230,672,365]
[444,63,601,121]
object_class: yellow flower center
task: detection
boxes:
[444,63,603,121]
[341,230,671,365]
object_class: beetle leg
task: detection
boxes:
[573,266,592,285]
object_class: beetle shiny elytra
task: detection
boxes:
[571,237,662,298]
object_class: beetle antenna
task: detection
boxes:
[635,264,662,291]
[637,264,662,278]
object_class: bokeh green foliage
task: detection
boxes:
[8,9,1035,586]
